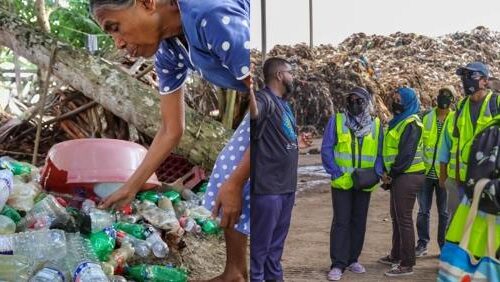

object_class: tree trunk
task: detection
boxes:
[0,11,232,168]
[35,0,51,33]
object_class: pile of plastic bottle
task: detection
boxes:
[0,156,220,282]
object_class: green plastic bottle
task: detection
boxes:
[137,191,162,204]
[125,264,187,282]
[197,181,208,193]
[195,218,220,235]
[33,192,48,204]
[0,205,21,224]
[0,157,31,176]
[90,227,116,261]
[113,222,146,240]
[162,191,181,204]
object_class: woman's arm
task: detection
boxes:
[99,89,185,209]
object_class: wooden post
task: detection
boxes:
[222,89,237,129]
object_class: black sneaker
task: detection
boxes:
[415,243,428,258]
[384,265,414,277]
[377,255,400,266]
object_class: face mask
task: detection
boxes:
[461,77,481,95]
[437,94,452,109]
[347,102,363,116]
[391,101,405,115]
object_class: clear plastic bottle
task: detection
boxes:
[144,225,169,258]
[0,255,32,281]
[29,259,69,282]
[137,200,180,233]
[0,169,13,211]
[108,275,127,282]
[0,229,67,261]
[115,230,150,258]
[65,233,109,282]
[88,208,115,233]
[179,216,201,234]
[81,199,97,214]
[0,214,16,234]
[17,194,70,231]
[180,189,202,205]
[101,242,135,275]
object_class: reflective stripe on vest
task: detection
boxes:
[422,108,454,178]
[331,113,380,191]
[449,91,497,181]
[383,115,425,174]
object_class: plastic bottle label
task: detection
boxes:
[35,267,65,282]
[73,262,102,282]
[0,172,12,194]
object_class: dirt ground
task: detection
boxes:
[282,140,440,281]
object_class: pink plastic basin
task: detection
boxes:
[41,139,160,195]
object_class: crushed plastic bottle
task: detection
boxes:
[124,264,188,282]
[116,230,150,258]
[0,215,16,234]
[195,218,220,235]
[0,169,13,212]
[17,194,70,231]
[137,200,180,233]
[180,189,202,206]
[101,242,134,275]
[113,222,146,240]
[137,191,162,204]
[65,233,109,282]
[173,201,191,218]
[0,204,21,224]
[8,176,41,212]
[29,259,69,282]
[144,225,169,258]
[90,227,116,261]
[0,255,32,281]
[81,199,97,214]
[162,191,181,204]
[0,229,67,261]
[179,216,201,234]
[0,156,31,176]
[88,208,115,233]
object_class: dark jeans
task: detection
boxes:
[416,177,449,249]
[330,188,371,270]
[250,193,295,282]
[390,174,425,267]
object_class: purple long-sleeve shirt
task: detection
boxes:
[321,115,384,179]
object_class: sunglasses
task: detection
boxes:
[456,68,483,80]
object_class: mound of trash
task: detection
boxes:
[252,26,500,132]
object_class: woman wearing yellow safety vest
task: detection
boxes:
[321,87,383,281]
[378,87,426,277]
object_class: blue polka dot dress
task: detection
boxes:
[203,114,250,235]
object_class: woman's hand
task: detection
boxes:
[99,183,139,209]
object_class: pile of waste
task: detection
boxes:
[0,154,223,282]
[251,26,500,132]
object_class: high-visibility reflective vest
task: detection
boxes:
[422,108,454,178]
[441,112,457,179]
[448,91,498,182]
[331,113,381,191]
[383,115,425,174]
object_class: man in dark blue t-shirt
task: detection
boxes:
[250,57,312,281]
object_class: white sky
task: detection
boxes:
[250,0,500,51]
